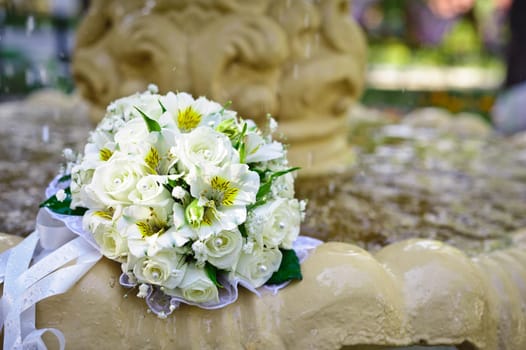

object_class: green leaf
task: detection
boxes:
[135,106,161,132]
[266,249,302,285]
[238,224,247,238]
[58,174,71,183]
[39,187,88,216]
[204,263,223,288]
[239,141,246,164]
[158,99,167,113]
[255,167,300,203]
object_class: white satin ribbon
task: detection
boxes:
[0,209,102,350]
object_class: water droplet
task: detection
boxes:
[257,263,267,273]
[26,15,35,36]
[214,237,224,247]
[293,64,299,80]
[41,125,50,143]
[305,42,311,58]
[303,14,310,28]
[25,70,35,86]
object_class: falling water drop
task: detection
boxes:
[26,15,35,36]
[305,42,311,58]
[314,33,320,48]
[42,125,50,143]
[25,70,35,86]
[4,63,14,77]
[293,64,299,80]
[38,65,49,85]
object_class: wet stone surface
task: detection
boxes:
[297,119,526,255]
[0,92,92,235]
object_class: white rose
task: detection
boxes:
[85,157,150,207]
[128,175,173,212]
[114,118,158,156]
[233,245,282,288]
[246,198,301,249]
[83,210,127,261]
[174,126,238,171]
[132,250,187,289]
[203,229,243,271]
[165,263,219,304]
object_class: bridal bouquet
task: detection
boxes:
[41,86,307,315]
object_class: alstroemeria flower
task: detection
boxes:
[184,164,259,239]
[159,92,225,133]
[244,132,284,163]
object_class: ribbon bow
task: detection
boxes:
[0,209,102,349]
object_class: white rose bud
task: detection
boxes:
[246,198,301,249]
[132,251,187,289]
[114,118,157,156]
[129,175,173,212]
[83,210,128,261]
[203,229,243,271]
[233,245,282,288]
[85,157,150,207]
[166,263,219,304]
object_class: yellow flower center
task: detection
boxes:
[99,148,113,161]
[144,147,161,172]
[210,176,239,206]
[94,210,113,220]
[177,107,201,132]
[136,215,167,237]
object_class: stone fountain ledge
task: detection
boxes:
[0,230,525,349]
[1,93,526,349]
[0,90,92,235]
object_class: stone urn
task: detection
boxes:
[72,0,367,175]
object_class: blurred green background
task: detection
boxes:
[0,0,510,118]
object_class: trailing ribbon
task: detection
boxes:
[0,209,102,350]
